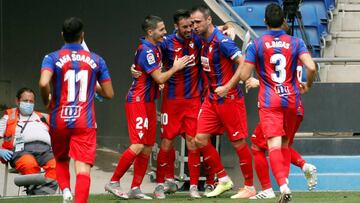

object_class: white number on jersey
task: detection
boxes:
[136,117,149,129]
[270,54,286,84]
[160,113,168,125]
[64,70,89,102]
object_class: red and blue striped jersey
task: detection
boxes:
[41,43,111,129]
[200,27,243,103]
[126,38,161,103]
[160,33,204,100]
[245,30,308,109]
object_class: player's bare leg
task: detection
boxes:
[195,134,233,197]
[230,139,256,199]
[74,160,91,203]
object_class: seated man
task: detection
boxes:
[0,87,58,195]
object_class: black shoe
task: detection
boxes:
[278,192,292,203]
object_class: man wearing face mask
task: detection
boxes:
[0,87,58,195]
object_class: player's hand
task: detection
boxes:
[173,55,194,71]
[222,27,236,40]
[214,85,230,97]
[245,77,260,89]
[130,64,142,78]
[299,83,310,94]
[159,84,164,91]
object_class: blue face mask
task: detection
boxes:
[19,102,34,116]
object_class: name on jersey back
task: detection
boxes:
[55,52,97,69]
[265,41,290,49]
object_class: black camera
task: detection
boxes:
[283,0,301,21]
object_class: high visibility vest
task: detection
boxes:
[2,108,49,150]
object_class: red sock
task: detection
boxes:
[156,148,168,183]
[235,144,254,186]
[269,147,287,186]
[165,147,175,180]
[131,153,150,188]
[75,173,90,203]
[282,147,291,178]
[252,147,272,190]
[204,161,215,185]
[56,160,70,190]
[188,149,200,185]
[290,147,306,168]
[111,148,137,182]
[199,142,227,178]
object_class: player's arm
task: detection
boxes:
[218,22,236,40]
[245,77,260,89]
[297,38,316,94]
[299,53,316,94]
[214,55,244,97]
[96,81,114,99]
[96,57,114,99]
[151,55,193,84]
[39,70,53,109]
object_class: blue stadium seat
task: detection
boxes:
[299,4,328,37]
[242,0,282,6]
[232,5,266,27]
[302,0,336,11]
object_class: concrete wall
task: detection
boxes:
[0,0,224,151]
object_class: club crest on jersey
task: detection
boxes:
[61,105,82,121]
[138,131,144,139]
[146,52,156,65]
[189,41,194,49]
[201,56,210,72]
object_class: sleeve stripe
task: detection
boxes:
[41,68,54,73]
[230,51,242,60]
[146,66,161,74]
[99,78,112,83]
[245,60,256,65]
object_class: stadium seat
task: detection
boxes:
[299,4,328,37]
[302,0,336,11]
[232,5,266,27]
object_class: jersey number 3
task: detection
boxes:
[270,54,286,84]
[64,70,89,102]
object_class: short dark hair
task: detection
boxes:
[16,87,35,100]
[191,5,211,18]
[265,3,284,28]
[62,17,83,43]
[173,9,191,24]
[141,15,163,34]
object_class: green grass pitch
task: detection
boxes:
[0,192,359,203]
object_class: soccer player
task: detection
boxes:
[39,17,114,203]
[153,9,205,199]
[219,3,316,203]
[246,77,317,199]
[105,15,193,200]
[190,5,255,199]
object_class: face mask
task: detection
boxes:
[19,102,34,116]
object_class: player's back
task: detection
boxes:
[42,44,110,129]
[126,38,161,103]
[161,33,203,100]
[250,30,308,109]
